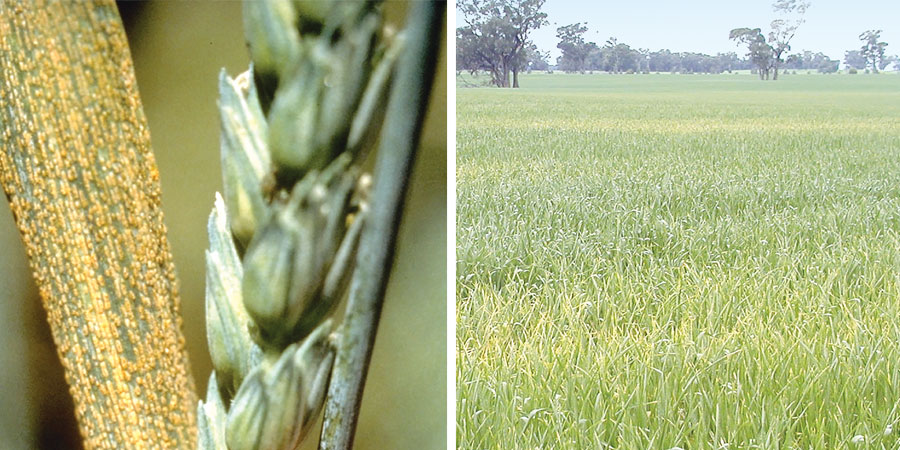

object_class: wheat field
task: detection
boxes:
[457,73,900,449]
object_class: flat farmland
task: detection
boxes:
[457,73,900,449]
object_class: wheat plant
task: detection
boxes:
[194,1,440,449]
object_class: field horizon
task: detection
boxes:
[457,73,900,449]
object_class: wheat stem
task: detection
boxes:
[317,3,444,449]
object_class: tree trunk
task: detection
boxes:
[0,1,198,448]
[491,67,503,87]
[500,57,511,88]
[512,67,519,88]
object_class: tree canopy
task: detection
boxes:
[859,30,889,73]
[555,23,592,73]
[730,0,810,80]
[457,0,547,87]
[729,28,775,79]
[843,50,867,71]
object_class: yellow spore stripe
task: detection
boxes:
[0,1,197,448]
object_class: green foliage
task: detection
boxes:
[785,50,839,73]
[859,30,889,73]
[729,27,774,79]
[731,0,809,80]
[845,50,867,71]
[458,73,900,449]
[457,0,548,87]
[555,22,591,73]
[601,37,636,74]
[522,42,550,72]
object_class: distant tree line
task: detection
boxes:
[553,24,751,74]
[784,51,839,73]
[551,21,843,75]
[457,0,898,86]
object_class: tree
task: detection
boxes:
[730,0,809,80]
[767,0,810,79]
[575,37,641,74]
[844,50,867,70]
[457,22,511,84]
[584,43,606,72]
[636,48,651,73]
[556,22,592,73]
[818,59,840,73]
[647,49,731,74]
[522,43,551,71]
[649,49,678,72]
[730,28,774,79]
[716,52,740,73]
[456,28,482,74]
[458,0,548,87]
[604,37,620,72]
[786,50,839,73]
[603,37,636,73]
[859,30,889,73]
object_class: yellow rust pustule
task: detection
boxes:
[0,1,197,448]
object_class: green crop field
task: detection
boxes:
[457,73,900,449]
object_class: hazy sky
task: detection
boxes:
[456,0,899,64]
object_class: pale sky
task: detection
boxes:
[456,0,900,63]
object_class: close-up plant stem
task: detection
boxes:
[0,1,197,447]
[318,2,444,449]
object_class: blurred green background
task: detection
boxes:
[0,2,446,448]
